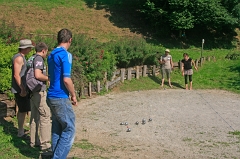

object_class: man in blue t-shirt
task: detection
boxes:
[47,28,77,159]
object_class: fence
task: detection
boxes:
[80,56,216,97]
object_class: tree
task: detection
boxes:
[140,0,239,36]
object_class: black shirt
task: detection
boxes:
[181,58,192,70]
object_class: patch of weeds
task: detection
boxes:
[216,141,230,147]
[89,102,96,106]
[132,148,141,151]
[110,145,118,151]
[74,139,94,150]
[109,133,118,136]
[182,137,192,142]
[163,149,173,154]
[229,131,240,138]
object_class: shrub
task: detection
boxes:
[0,20,24,45]
[69,34,116,91]
[0,40,19,92]
[225,52,240,60]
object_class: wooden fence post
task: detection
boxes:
[195,59,199,67]
[143,65,147,77]
[212,56,216,62]
[105,81,108,92]
[127,67,132,80]
[88,82,92,97]
[97,80,100,93]
[111,71,116,81]
[207,56,211,61]
[200,58,203,66]
[120,68,125,83]
[179,60,183,70]
[136,66,140,79]
[152,65,156,76]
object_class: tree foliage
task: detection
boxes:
[140,0,239,36]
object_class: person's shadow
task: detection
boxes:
[0,116,40,158]
[148,76,185,89]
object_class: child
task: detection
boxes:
[181,53,198,90]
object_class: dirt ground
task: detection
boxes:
[68,89,240,159]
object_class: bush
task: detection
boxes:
[0,20,24,45]
[106,37,163,68]
[0,40,19,92]
[225,52,240,60]
[69,34,116,91]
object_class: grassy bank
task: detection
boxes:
[119,49,240,94]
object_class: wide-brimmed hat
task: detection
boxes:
[18,39,34,49]
[165,49,170,53]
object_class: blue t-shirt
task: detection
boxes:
[47,47,72,98]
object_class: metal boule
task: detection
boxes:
[125,122,128,126]
[127,128,131,132]
[149,118,152,122]
[135,121,139,125]
[120,122,124,125]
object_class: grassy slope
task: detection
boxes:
[0,0,140,42]
[118,49,240,94]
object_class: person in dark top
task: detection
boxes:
[11,39,34,138]
[181,53,198,90]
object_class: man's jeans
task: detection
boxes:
[46,98,75,159]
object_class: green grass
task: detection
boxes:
[0,117,40,159]
[118,49,240,94]
[0,0,84,11]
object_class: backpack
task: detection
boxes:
[26,54,43,93]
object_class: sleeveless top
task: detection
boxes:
[181,58,192,70]
[11,53,27,93]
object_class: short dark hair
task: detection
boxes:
[183,53,189,57]
[35,42,48,52]
[57,28,72,44]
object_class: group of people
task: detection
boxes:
[10,27,197,158]
[159,49,198,90]
[11,28,77,159]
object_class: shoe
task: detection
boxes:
[39,151,52,159]
[41,147,52,153]
[17,133,30,140]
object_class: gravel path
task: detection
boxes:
[69,89,240,159]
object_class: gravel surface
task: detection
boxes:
[69,89,240,159]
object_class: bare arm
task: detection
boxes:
[192,60,198,70]
[13,56,26,96]
[181,62,184,76]
[160,56,165,64]
[34,69,48,81]
[63,77,77,106]
[170,57,173,69]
